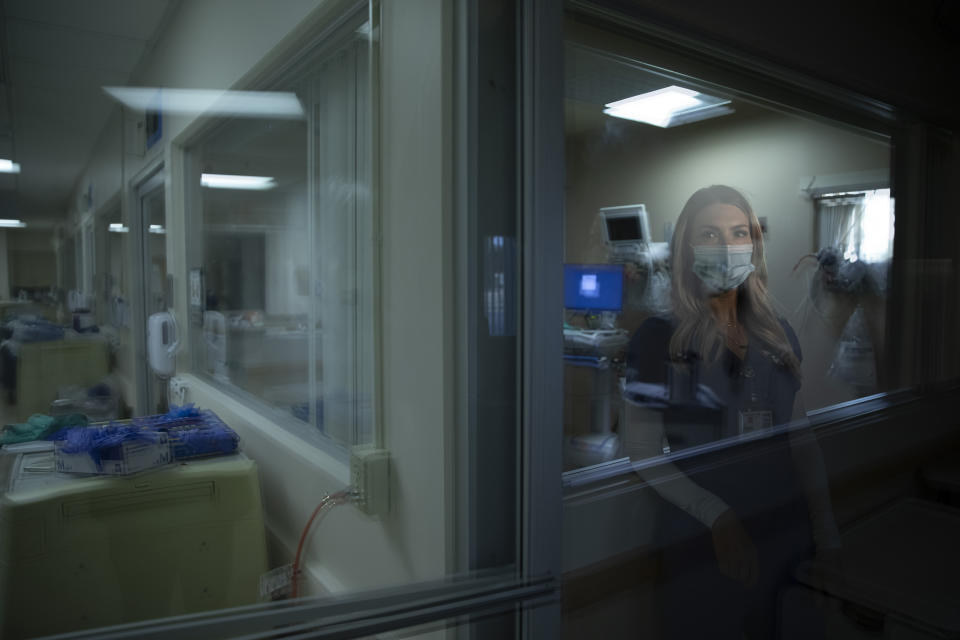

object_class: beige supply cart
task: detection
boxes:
[0,442,268,639]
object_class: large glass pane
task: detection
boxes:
[564,42,893,467]
[562,30,892,465]
[190,114,312,428]
[555,15,933,640]
[187,14,375,451]
[1,2,531,639]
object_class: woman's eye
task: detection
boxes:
[735,230,749,238]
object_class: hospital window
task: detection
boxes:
[561,23,894,470]
[185,11,375,451]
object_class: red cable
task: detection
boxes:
[290,488,351,598]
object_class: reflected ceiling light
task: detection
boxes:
[109,223,129,233]
[604,86,733,128]
[0,159,21,174]
[149,224,166,234]
[0,219,26,228]
[102,87,305,119]
[200,173,277,190]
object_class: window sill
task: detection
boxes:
[175,373,350,486]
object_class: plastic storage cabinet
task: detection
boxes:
[0,444,269,639]
[781,499,960,639]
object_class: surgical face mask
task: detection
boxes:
[691,244,755,293]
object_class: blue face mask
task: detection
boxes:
[692,244,755,293]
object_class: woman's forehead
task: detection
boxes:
[692,203,749,227]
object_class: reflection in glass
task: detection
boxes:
[194,116,311,424]
[561,29,894,640]
[562,42,893,469]
[189,21,374,449]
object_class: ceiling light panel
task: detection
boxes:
[103,87,305,119]
[604,86,733,128]
[200,173,278,190]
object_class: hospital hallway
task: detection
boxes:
[1,1,959,639]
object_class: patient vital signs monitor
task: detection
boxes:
[600,204,651,263]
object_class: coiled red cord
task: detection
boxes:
[290,488,353,598]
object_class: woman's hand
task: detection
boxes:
[711,509,759,588]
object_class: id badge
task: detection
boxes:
[738,409,772,434]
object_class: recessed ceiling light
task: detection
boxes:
[604,86,733,128]
[0,219,26,228]
[200,173,277,190]
[149,224,166,234]
[103,87,305,120]
[0,159,21,174]
[109,223,129,233]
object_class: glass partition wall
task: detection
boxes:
[558,7,959,640]
[561,32,894,472]
[187,18,374,451]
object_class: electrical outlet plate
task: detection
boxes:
[350,447,390,516]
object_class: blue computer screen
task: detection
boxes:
[563,264,624,311]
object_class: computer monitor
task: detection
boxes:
[564,264,624,312]
[600,204,651,246]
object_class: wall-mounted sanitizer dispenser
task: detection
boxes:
[148,311,180,378]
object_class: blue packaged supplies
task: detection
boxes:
[51,405,240,475]
[54,424,171,475]
[128,404,241,461]
[8,318,64,343]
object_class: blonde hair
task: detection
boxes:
[668,185,801,378]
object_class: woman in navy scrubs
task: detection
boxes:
[625,185,839,639]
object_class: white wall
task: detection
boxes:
[66,0,454,594]
[6,230,57,289]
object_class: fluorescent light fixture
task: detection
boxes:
[149,224,166,234]
[201,173,277,190]
[0,159,21,174]
[604,86,733,128]
[109,223,129,233]
[103,87,305,119]
[0,219,26,228]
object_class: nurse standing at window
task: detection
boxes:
[624,185,840,639]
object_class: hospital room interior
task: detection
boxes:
[1,1,959,639]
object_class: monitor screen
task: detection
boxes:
[600,204,650,246]
[605,216,642,242]
[564,264,624,311]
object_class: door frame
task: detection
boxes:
[128,161,166,416]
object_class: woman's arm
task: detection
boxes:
[624,402,758,585]
[625,317,758,585]
[623,402,730,527]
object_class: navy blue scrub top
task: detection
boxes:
[625,315,802,446]
[627,318,814,640]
